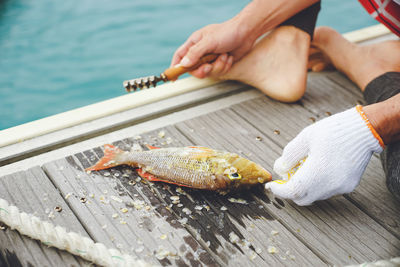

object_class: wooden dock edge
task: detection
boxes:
[343,24,390,43]
[0,24,390,149]
[0,77,219,148]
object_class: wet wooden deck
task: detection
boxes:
[1,34,399,267]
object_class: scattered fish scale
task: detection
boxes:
[182,208,192,215]
[268,246,278,254]
[228,198,248,204]
[271,230,279,236]
[229,232,240,244]
[194,205,203,211]
[111,196,123,203]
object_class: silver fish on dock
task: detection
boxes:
[86,144,272,191]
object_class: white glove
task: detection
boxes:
[265,106,384,206]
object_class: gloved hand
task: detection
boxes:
[265,106,384,206]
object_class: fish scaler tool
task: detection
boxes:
[123,54,218,92]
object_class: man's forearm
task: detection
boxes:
[230,0,319,43]
[364,93,400,144]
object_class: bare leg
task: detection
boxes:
[309,26,400,91]
[212,26,311,103]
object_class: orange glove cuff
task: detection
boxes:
[356,105,385,148]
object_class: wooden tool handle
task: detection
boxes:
[163,54,219,81]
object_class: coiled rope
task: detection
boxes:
[0,199,152,267]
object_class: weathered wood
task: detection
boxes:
[301,73,366,115]
[323,71,363,97]
[43,148,219,266]
[347,157,400,237]
[174,107,400,265]
[120,127,325,267]
[0,167,89,266]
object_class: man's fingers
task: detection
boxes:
[308,46,321,56]
[171,31,202,66]
[267,157,316,205]
[293,197,314,206]
[189,64,212,78]
[181,39,215,68]
[221,55,234,75]
[312,62,330,72]
[208,54,228,76]
[190,53,231,79]
[265,180,298,200]
[171,39,194,67]
[273,131,309,176]
[307,58,322,69]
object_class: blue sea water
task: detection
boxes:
[0,0,378,130]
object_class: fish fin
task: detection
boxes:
[137,169,164,182]
[190,152,213,160]
[188,146,212,151]
[145,144,161,150]
[86,144,125,171]
[137,169,192,188]
[187,146,215,159]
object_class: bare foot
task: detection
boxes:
[211,26,311,103]
[310,26,400,91]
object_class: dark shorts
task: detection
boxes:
[364,72,400,199]
[280,2,321,39]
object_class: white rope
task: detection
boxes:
[346,257,400,267]
[0,198,153,267]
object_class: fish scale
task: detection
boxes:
[128,149,219,188]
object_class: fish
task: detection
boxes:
[86,144,272,191]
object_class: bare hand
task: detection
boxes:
[171,20,255,79]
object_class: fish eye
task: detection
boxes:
[228,172,242,180]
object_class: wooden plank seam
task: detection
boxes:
[0,198,153,267]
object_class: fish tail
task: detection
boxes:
[86,144,127,171]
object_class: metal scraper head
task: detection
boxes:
[123,54,218,92]
[123,74,167,92]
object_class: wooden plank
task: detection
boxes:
[323,71,363,97]
[0,167,89,266]
[301,73,366,116]
[43,147,219,266]
[347,157,400,238]
[174,107,400,265]
[119,127,325,267]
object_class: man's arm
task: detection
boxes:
[364,93,400,144]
